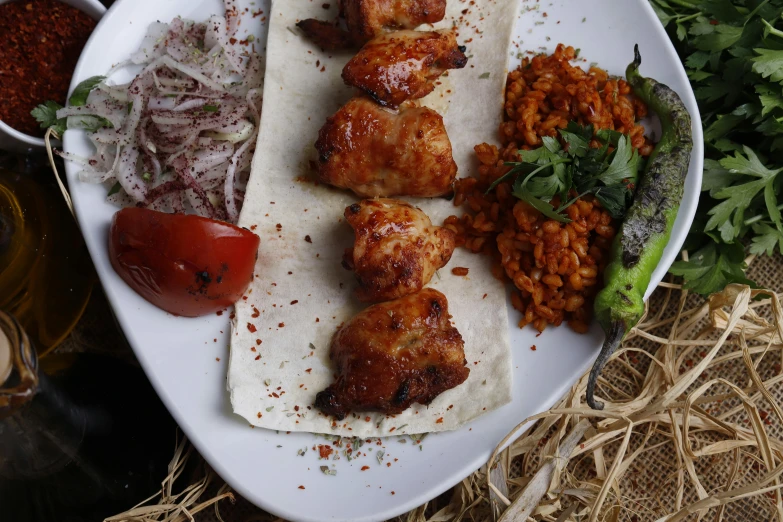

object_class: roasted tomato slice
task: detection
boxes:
[109,208,259,317]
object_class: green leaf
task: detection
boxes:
[702,158,740,193]
[558,128,589,157]
[669,242,751,295]
[592,185,631,219]
[596,128,623,146]
[30,101,67,135]
[752,48,783,83]
[68,76,106,107]
[756,84,783,116]
[511,170,571,223]
[688,70,713,81]
[698,0,743,23]
[594,135,641,186]
[685,51,711,69]
[693,24,743,51]
[720,145,781,179]
[203,104,220,112]
[107,182,122,197]
[749,223,783,255]
[676,22,688,41]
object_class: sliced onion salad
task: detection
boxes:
[60,2,262,223]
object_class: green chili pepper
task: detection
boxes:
[587,45,693,410]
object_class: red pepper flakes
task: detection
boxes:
[451,267,469,276]
[318,445,333,458]
[435,417,444,424]
[298,485,305,490]
[0,0,96,136]
[386,462,391,467]
[290,300,299,305]
[257,412,262,418]
[254,355,261,360]
[391,491,395,495]
[256,339,262,345]
[278,322,285,328]
[360,466,370,471]
[305,235,312,243]
[530,345,537,351]
[247,323,257,333]
[252,307,260,318]
[305,368,312,373]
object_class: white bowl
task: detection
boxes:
[0,0,106,153]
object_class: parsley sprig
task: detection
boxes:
[490,122,643,222]
[653,0,783,294]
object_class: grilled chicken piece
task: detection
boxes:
[342,0,447,43]
[315,96,457,197]
[297,0,447,50]
[343,199,456,302]
[343,30,467,108]
[295,19,353,51]
[315,288,468,419]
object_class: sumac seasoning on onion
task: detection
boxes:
[0,0,96,136]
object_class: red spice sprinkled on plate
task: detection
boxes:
[254,355,261,360]
[215,357,220,361]
[298,485,305,490]
[365,416,371,422]
[435,417,444,424]
[291,300,299,305]
[247,323,257,333]
[305,368,312,373]
[256,339,262,345]
[391,491,395,495]
[278,322,285,328]
[451,267,469,276]
[216,310,224,316]
[252,307,260,318]
[361,466,370,471]
[386,462,391,467]
[530,345,537,351]
[318,445,333,458]
[257,412,262,418]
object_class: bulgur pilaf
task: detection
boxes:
[444,44,654,334]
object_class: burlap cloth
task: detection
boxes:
[65,253,783,521]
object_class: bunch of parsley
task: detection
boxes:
[491,122,643,223]
[651,0,783,294]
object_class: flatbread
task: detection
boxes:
[228,0,517,437]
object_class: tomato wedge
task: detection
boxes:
[109,208,259,317]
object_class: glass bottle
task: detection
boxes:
[0,310,178,522]
[0,153,94,357]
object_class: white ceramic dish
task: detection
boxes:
[63,1,703,520]
[0,0,106,153]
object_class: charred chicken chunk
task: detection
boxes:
[342,0,447,45]
[343,199,456,302]
[343,30,467,108]
[315,96,457,197]
[298,0,447,50]
[315,288,468,419]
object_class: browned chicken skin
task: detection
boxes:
[315,96,457,197]
[343,199,456,302]
[297,0,447,50]
[343,30,467,108]
[315,288,468,420]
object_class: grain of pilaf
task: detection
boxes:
[444,44,654,334]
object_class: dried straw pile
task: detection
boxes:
[105,255,783,521]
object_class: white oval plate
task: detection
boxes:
[64,1,703,520]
